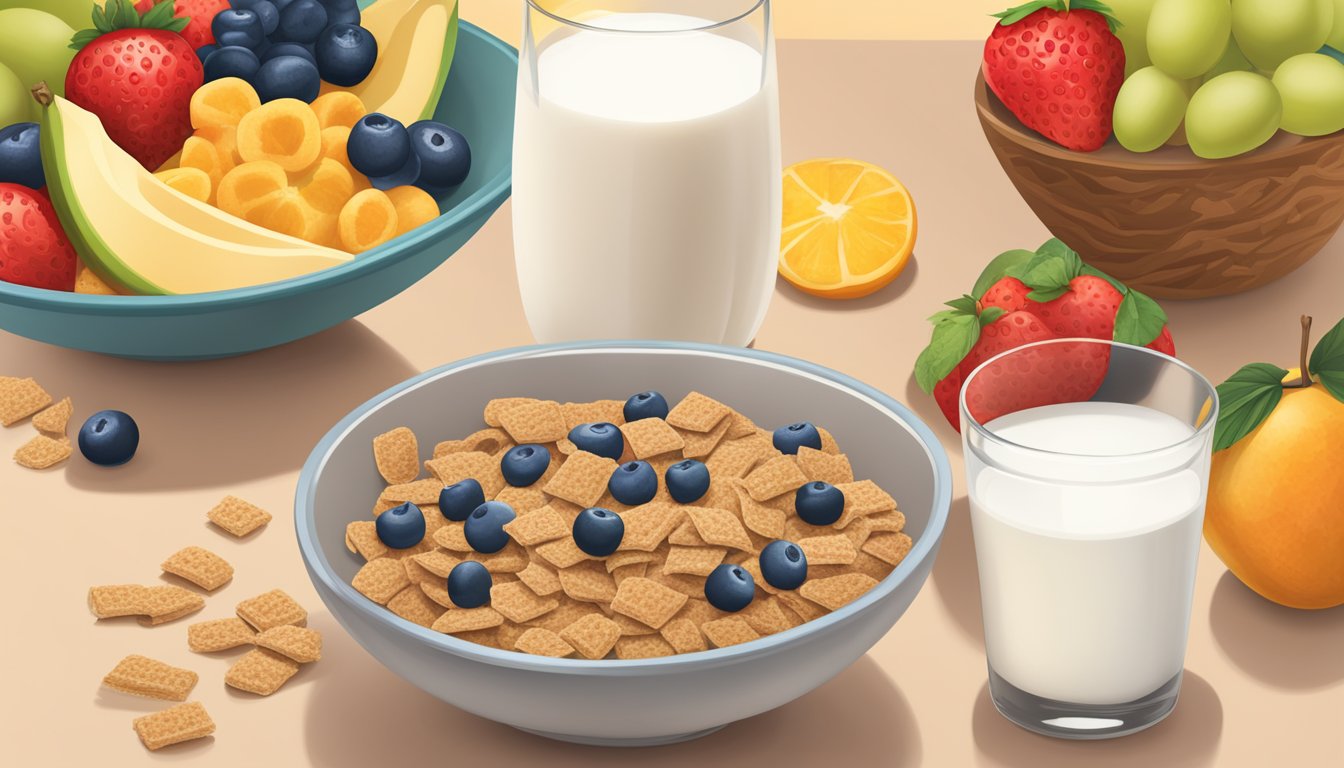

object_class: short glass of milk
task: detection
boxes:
[513,1,780,345]
[960,339,1218,739]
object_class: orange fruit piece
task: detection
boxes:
[74,265,118,295]
[778,158,917,299]
[196,125,242,170]
[178,136,226,197]
[385,186,438,237]
[319,126,370,191]
[338,189,398,253]
[216,161,289,221]
[236,98,322,173]
[299,158,356,216]
[154,167,212,203]
[311,90,367,130]
[190,77,261,130]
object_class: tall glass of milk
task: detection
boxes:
[960,339,1218,739]
[513,1,780,345]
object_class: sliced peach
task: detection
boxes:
[216,161,289,221]
[319,126,370,190]
[299,158,356,216]
[178,136,226,198]
[153,167,213,203]
[236,98,322,173]
[190,77,261,131]
[385,186,438,236]
[196,125,242,171]
[338,189,398,253]
[311,91,367,130]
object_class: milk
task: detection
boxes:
[513,13,780,345]
[968,402,1206,705]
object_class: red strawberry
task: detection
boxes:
[980,276,1031,314]
[961,329,1111,427]
[0,184,78,291]
[982,0,1125,152]
[66,0,204,170]
[134,0,230,50]
[1031,274,1124,339]
[933,365,963,433]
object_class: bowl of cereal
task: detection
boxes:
[295,342,952,746]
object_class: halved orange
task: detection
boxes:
[779,158,917,299]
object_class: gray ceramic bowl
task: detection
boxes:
[296,342,952,746]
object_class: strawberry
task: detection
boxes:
[982,0,1125,152]
[0,184,78,291]
[134,0,231,50]
[66,0,204,170]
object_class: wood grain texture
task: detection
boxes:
[974,74,1344,299]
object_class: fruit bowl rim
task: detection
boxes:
[0,19,514,314]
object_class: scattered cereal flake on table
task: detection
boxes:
[88,585,152,618]
[352,558,411,605]
[187,618,256,653]
[206,496,272,538]
[161,546,234,591]
[514,627,575,657]
[103,654,199,701]
[225,648,300,696]
[558,613,622,659]
[253,625,323,663]
[13,434,72,469]
[666,391,732,433]
[88,584,204,624]
[0,377,52,427]
[799,573,879,611]
[132,701,215,751]
[31,396,73,435]
[701,616,761,648]
[610,577,687,629]
[619,418,685,459]
[373,426,420,485]
[235,589,307,631]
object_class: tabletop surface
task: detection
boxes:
[1,40,1341,767]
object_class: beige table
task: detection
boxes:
[2,41,1341,767]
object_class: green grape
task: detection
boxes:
[1332,0,1344,50]
[1107,0,1156,77]
[1273,53,1344,136]
[1205,40,1254,81]
[1231,0,1331,71]
[1114,66,1191,152]
[0,9,77,99]
[1186,71,1282,159]
[0,0,96,31]
[0,61,35,127]
[1147,0,1231,79]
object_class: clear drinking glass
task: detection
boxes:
[960,339,1219,739]
[513,0,780,345]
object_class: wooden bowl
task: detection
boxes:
[974,72,1344,299]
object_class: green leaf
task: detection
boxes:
[991,0,1064,26]
[1308,315,1344,403]
[915,314,981,394]
[971,249,1035,300]
[979,306,1006,326]
[91,3,110,33]
[1113,289,1167,346]
[1069,0,1123,32]
[116,0,139,28]
[1079,263,1128,295]
[1035,237,1078,262]
[1213,363,1288,451]
[944,295,978,315]
[927,309,963,324]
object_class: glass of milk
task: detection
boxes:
[961,339,1218,739]
[513,1,780,345]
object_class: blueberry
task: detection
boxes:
[0,123,44,189]
[759,540,808,590]
[318,0,360,25]
[407,120,471,189]
[573,507,624,557]
[446,561,492,608]
[249,0,280,35]
[773,421,822,455]
[77,410,139,467]
[203,45,261,82]
[438,478,485,522]
[367,151,421,191]
[260,41,315,64]
[348,113,411,178]
[464,501,516,554]
[704,564,755,612]
[608,461,657,506]
[252,54,321,102]
[375,501,426,549]
[500,444,550,487]
[212,9,264,49]
[795,481,845,526]
[314,23,377,86]
[623,391,669,421]
[568,422,624,461]
[196,43,219,65]
[665,459,710,504]
[275,0,328,44]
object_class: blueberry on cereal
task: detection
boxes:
[438,478,486,522]
[447,561,492,608]
[796,481,845,526]
[78,409,140,467]
[376,501,426,549]
[773,421,822,455]
[705,564,755,612]
[500,444,551,487]
[608,460,657,506]
[573,507,624,557]
[568,422,624,461]
[760,540,808,590]
[623,390,669,421]
[464,501,516,553]
[665,459,710,504]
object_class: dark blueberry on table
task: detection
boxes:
[608,460,657,506]
[348,112,411,178]
[252,54,321,102]
[314,23,377,87]
[759,540,808,590]
[318,0,361,26]
[705,564,755,612]
[772,421,822,455]
[623,390,669,421]
[500,443,551,487]
[77,410,139,467]
[665,459,710,504]
[407,120,471,189]
[260,42,315,65]
[447,561,492,608]
[275,0,328,44]
[795,481,845,526]
[573,507,624,557]
[464,501,516,554]
[212,9,265,49]
[568,422,624,461]
[375,501,426,549]
[438,478,485,522]
[0,123,44,189]
[203,45,261,83]
[195,43,219,65]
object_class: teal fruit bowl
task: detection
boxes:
[0,20,514,361]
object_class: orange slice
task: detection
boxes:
[779,158,917,299]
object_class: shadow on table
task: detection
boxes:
[1208,570,1344,690]
[774,256,920,312]
[20,320,419,492]
[971,670,1223,768]
[928,495,983,647]
[302,615,922,767]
